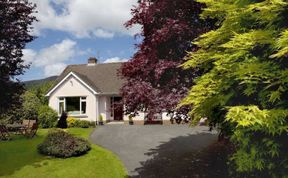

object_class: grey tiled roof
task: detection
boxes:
[50,62,125,95]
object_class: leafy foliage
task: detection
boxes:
[67,117,77,128]
[37,129,91,158]
[182,0,288,176]
[38,105,58,128]
[0,0,36,116]
[67,117,91,128]
[23,79,57,127]
[77,120,90,128]
[2,90,57,124]
[120,0,214,118]
[16,89,58,125]
[22,91,41,120]
[99,115,103,122]
[27,81,55,105]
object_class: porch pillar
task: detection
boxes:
[95,95,99,124]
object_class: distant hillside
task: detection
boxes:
[24,76,58,89]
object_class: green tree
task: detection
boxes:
[182,0,288,176]
[22,91,41,120]
[28,81,54,105]
[0,0,36,115]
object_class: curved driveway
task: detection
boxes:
[90,125,219,177]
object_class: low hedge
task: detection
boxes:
[37,129,91,158]
[67,117,92,128]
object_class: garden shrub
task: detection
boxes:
[99,115,104,122]
[67,117,91,128]
[38,105,58,128]
[67,117,77,128]
[38,129,91,158]
[57,112,67,128]
[77,120,90,128]
[22,91,41,120]
[90,121,96,127]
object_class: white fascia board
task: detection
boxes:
[45,72,97,97]
[95,93,120,96]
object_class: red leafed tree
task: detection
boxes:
[120,0,214,119]
[0,0,36,116]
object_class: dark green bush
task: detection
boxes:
[38,105,58,128]
[37,129,91,158]
[76,120,90,128]
[57,112,67,128]
[90,121,96,127]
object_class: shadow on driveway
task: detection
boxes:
[132,134,232,178]
[90,125,234,177]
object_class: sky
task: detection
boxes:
[21,0,141,81]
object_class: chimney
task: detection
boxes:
[87,57,97,66]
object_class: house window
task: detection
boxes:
[58,97,87,115]
[80,97,87,114]
[59,97,65,114]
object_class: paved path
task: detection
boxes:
[90,125,220,177]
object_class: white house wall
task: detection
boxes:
[48,75,97,122]
[123,112,170,121]
[123,112,146,121]
[98,96,112,121]
[161,112,171,121]
[48,75,172,124]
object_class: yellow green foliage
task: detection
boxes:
[271,30,288,58]
[67,117,91,128]
[182,0,288,176]
[67,117,77,128]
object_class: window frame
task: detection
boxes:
[59,97,65,114]
[80,97,87,115]
[58,96,87,116]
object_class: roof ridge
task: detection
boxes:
[66,62,124,68]
[67,64,86,67]
[99,62,126,64]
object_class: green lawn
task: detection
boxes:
[0,128,127,178]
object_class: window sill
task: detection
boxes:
[58,114,88,118]
[70,114,88,118]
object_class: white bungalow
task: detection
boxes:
[46,57,171,125]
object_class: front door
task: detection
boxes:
[113,97,123,121]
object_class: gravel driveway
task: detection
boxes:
[90,125,225,177]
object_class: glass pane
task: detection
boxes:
[59,102,64,114]
[81,101,86,114]
[81,97,86,100]
[66,97,80,115]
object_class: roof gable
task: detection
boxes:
[46,72,98,96]
[46,62,124,96]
